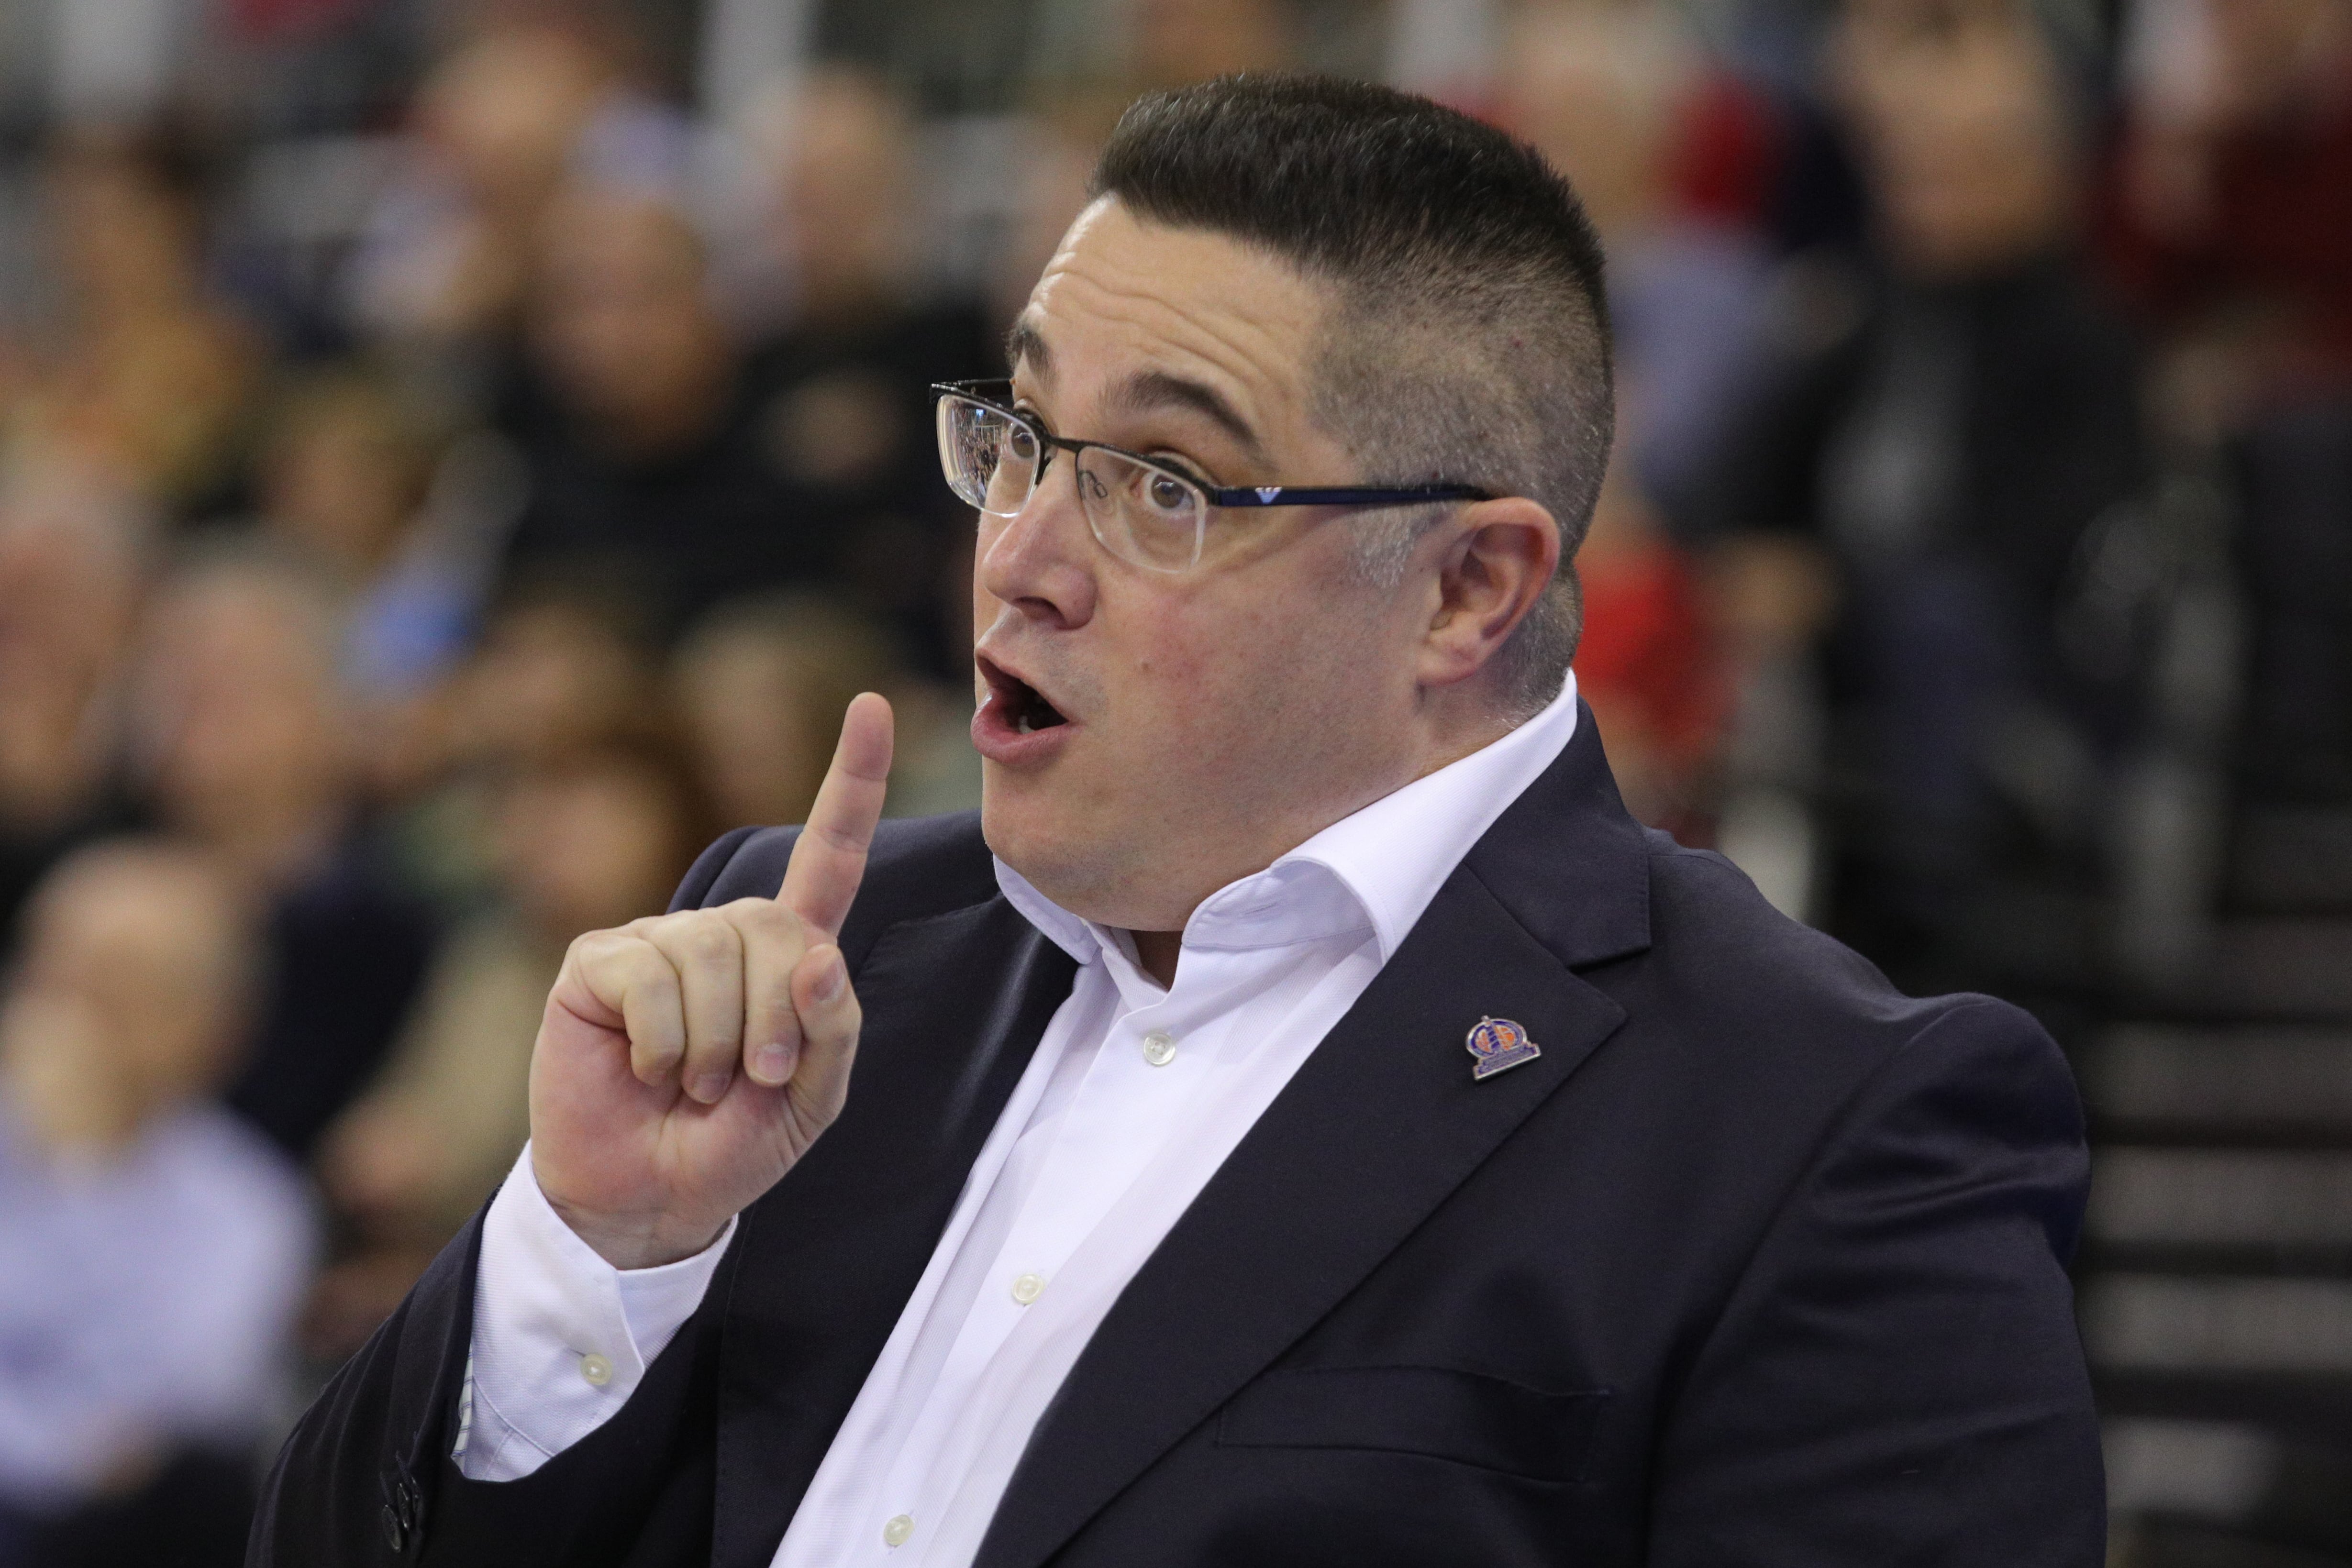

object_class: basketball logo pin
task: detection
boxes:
[1465,1016,1542,1081]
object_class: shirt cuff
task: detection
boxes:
[456,1143,736,1480]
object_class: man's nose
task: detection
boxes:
[975,458,1098,630]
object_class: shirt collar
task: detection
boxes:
[995,671,1580,969]
[995,861,1098,965]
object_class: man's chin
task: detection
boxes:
[981,794,1121,915]
[978,786,1065,878]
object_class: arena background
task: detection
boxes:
[0,0,2347,1561]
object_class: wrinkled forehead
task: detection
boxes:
[1009,197,1338,458]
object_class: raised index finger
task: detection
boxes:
[778,692,895,939]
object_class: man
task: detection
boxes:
[3,839,313,1566]
[254,76,2103,1567]
[1695,0,2146,991]
[135,548,437,1162]
[499,185,845,643]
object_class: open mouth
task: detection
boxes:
[978,654,1069,735]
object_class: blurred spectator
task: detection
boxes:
[2102,0,2352,810]
[251,364,497,799]
[0,462,150,932]
[1572,473,1728,833]
[495,182,860,641]
[734,67,996,673]
[256,365,480,698]
[674,590,902,828]
[673,590,981,828]
[2104,0,2352,434]
[11,127,263,517]
[131,545,433,1158]
[383,580,667,917]
[984,104,1107,335]
[1694,0,2148,984]
[1494,0,1780,517]
[1493,0,1758,828]
[754,68,926,331]
[980,0,1300,328]
[308,736,712,1358]
[0,839,311,1568]
[344,20,625,364]
[451,580,666,767]
[258,369,435,593]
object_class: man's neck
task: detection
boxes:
[1131,928,1183,988]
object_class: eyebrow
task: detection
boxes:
[1108,370,1263,457]
[1003,320,1263,458]
[1005,321,1049,377]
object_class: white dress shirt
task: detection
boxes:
[459,673,1581,1566]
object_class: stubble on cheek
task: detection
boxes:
[980,758,1151,922]
[979,636,1223,923]
[976,545,1394,924]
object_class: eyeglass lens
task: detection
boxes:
[936,393,1207,573]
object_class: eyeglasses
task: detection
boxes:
[931,380,1491,574]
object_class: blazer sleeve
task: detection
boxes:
[247,1186,732,1568]
[247,828,766,1568]
[1645,998,2106,1567]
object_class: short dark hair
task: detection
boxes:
[1091,74,1613,712]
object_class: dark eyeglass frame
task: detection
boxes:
[929,380,1494,512]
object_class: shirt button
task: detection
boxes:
[1141,1030,1177,1067]
[578,1352,613,1387]
[883,1513,915,1547]
[1010,1271,1046,1304]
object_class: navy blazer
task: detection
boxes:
[252,707,2103,1567]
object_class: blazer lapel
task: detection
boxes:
[711,898,1077,1568]
[975,710,1653,1568]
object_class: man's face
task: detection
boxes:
[972,199,1432,932]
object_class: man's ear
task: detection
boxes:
[1416,497,1562,691]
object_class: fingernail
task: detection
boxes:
[751,1043,796,1085]
[691,1071,731,1104]
[813,950,846,1003]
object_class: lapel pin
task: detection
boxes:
[1466,1016,1542,1081]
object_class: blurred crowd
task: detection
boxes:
[0,0,2344,1560]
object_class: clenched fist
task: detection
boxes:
[527,694,893,1269]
